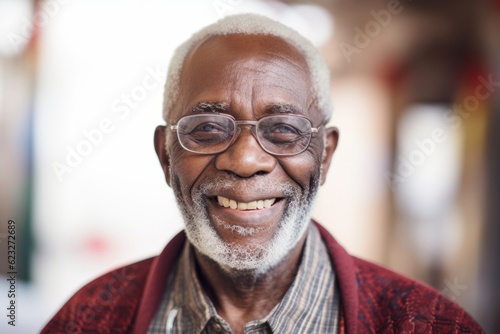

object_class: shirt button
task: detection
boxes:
[211,322,223,332]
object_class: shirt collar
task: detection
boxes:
[266,223,334,332]
[172,241,217,333]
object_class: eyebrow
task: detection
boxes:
[265,103,302,115]
[189,102,229,114]
[188,101,302,115]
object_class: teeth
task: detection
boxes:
[264,199,275,208]
[217,196,276,211]
[229,199,237,209]
[247,201,257,210]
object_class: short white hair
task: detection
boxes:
[163,13,332,122]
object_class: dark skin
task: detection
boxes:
[154,34,339,334]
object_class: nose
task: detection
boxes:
[215,127,277,177]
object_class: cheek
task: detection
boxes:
[168,145,213,198]
[279,136,324,188]
[279,152,322,191]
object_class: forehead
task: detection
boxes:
[173,34,316,120]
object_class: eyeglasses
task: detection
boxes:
[168,113,322,156]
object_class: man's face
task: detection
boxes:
[156,34,338,274]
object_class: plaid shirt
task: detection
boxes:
[148,223,340,333]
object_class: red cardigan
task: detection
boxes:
[42,222,484,333]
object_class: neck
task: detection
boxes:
[193,233,307,332]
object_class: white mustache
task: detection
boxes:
[197,176,296,196]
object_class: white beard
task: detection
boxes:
[171,174,319,276]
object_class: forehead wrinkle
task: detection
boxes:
[264,51,310,76]
[238,57,312,112]
[250,81,256,120]
[237,55,310,87]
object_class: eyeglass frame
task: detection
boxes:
[167,112,325,156]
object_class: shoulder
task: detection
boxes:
[41,257,154,334]
[352,257,484,333]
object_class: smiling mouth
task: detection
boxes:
[216,195,277,211]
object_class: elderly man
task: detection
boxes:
[43,14,483,334]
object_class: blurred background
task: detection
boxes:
[0,0,498,332]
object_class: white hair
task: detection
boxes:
[162,13,333,122]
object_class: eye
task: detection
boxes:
[269,124,301,134]
[262,123,305,144]
[182,121,232,146]
[192,122,226,133]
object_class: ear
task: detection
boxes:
[154,125,172,187]
[320,126,339,185]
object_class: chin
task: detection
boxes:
[185,203,312,276]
